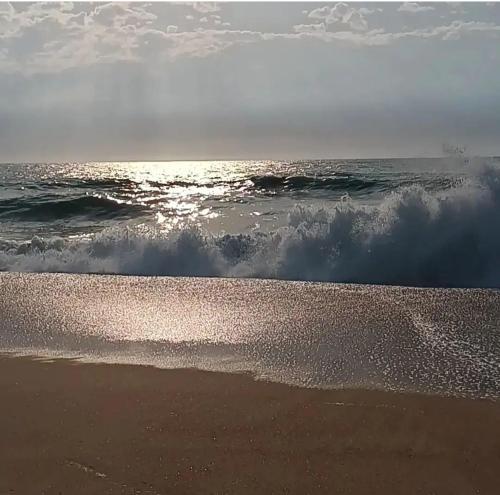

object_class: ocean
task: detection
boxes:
[1,157,500,399]
[1,156,500,287]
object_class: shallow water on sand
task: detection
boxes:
[1,273,499,399]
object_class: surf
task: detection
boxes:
[1,162,500,288]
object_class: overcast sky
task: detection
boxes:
[1,1,499,161]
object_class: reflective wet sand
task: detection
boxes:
[1,272,499,398]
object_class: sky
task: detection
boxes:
[0,1,500,161]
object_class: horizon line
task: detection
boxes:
[1,155,497,165]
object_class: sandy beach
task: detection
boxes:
[1,355,499,494]
[3,1,500,493]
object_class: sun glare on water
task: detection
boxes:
[78,160,270,234]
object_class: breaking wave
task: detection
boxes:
[1,164,500,288]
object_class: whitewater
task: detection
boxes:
[1,156,500,287]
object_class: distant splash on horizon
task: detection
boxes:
[1,159,500,288]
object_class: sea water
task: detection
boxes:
[1,156,500,287]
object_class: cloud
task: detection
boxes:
[344,10,369,31]
[0,2,14,15]
[0,2,161,73]
[1,2,500,75]
[294,23,326,34]
[92,3,157,27]
[449,3,468,16]
[291,19,500,47]
[398,3,435,14]
[308,3,368,31]
[166,29,262,58]
[358,7,384,15]
[430,20,500,41]
[354,20,500,45]
[0,1,83,40]
[308,6,331,20]
[192,3,220,14]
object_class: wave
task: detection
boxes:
[1,164,500,288]
[7,177,200,191]
[0,195,146,221]
[4,171,461,197]
[248,174,380,193]
[247,173,461,193]
[4,177,142,192]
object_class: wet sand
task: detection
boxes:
[0,355,499,494]
[2,272,500,398]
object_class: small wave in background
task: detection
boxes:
[1,157,500,288]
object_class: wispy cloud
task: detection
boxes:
[307,3,369,31]
[1,2,499,75]
[398,3,435,14]
[192,3,220,14]
[294,23,326,34]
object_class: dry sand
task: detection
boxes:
[0,355,499,494]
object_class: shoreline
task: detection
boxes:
[1,355,499,494]
[4,348,499,402]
